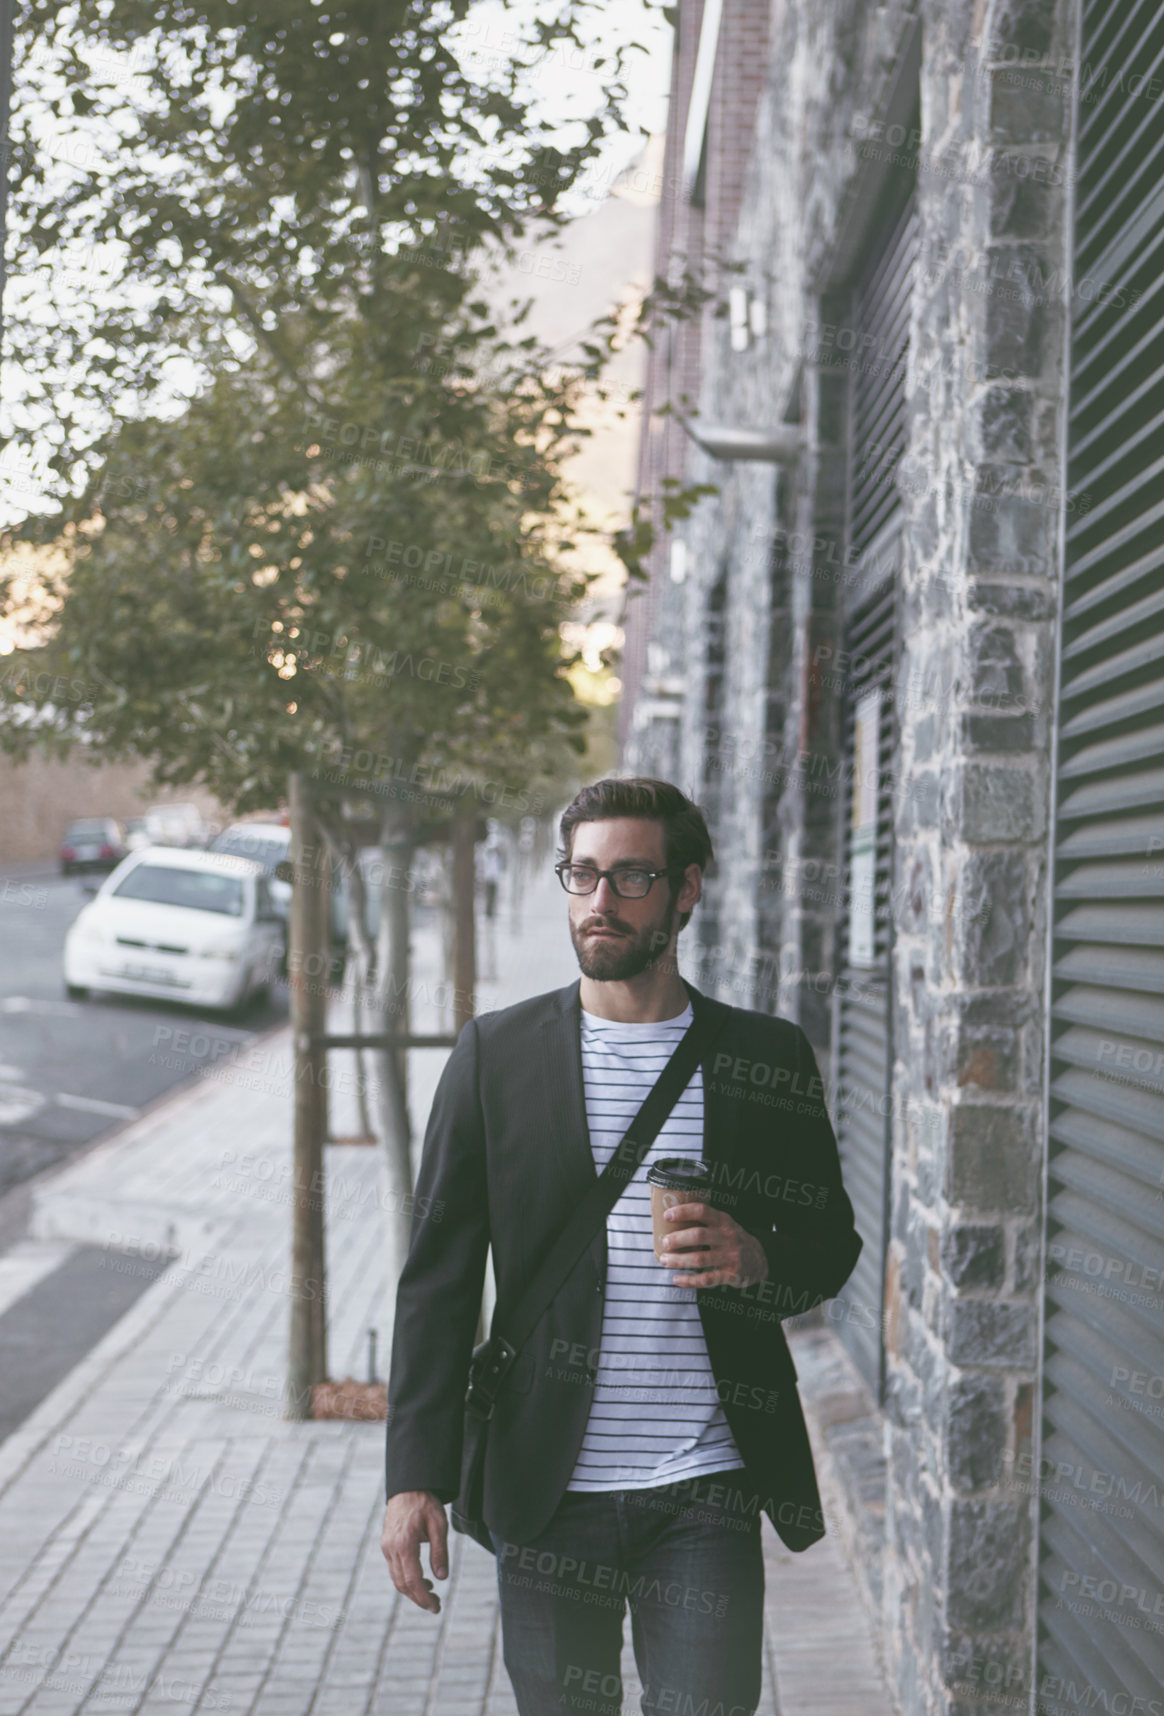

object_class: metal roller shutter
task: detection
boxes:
[829,184,917,1395]
[1037,0,1164,1702]
[832,579,899,1391]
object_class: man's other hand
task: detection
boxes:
[660,1202,769,1290]
[382,1490,449,1613]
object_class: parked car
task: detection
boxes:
[211,819,349,977]
[210,822,292,916]
[59,817,126,876]
[123,816,152,852]
[63,846,284,1012]
[141,803,211,848]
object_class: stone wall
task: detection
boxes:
[882,2,1072,1709]
[624,1,1078,1711]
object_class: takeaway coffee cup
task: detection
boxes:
[647,1157,713,1264]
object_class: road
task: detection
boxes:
[0,866,289,1203]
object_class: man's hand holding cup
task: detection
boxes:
[647,1157,769,1290]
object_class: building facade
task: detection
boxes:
[620,3,1164,1714]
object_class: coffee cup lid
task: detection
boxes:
[646,1156,712,1190]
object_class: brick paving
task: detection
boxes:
[0,865,896,1715]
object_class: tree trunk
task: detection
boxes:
[338,842,375,1138]
[452,801,477,1032]
[286,772,329,1419]
[368,805,415,1368]
[314,810,376,1141]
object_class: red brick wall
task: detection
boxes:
[620,0,772,746]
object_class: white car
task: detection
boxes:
[142,802,211,847]
[211,821,293,917]
[63,847,284,1012]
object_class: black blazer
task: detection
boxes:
[384,977,863,1552]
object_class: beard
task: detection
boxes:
[570,897,678,981]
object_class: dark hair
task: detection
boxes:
[557,777,714,930]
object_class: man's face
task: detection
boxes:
[565,817,699,982]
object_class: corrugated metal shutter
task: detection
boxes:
[830,186,917,1395]
[832,580,899,1392]
[1037,0,1164,1701]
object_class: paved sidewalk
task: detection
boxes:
[0,861,897,1716]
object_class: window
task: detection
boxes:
[113,865,245,917]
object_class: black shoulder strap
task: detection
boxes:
[466,1003,726,1416]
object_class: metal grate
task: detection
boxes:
[826,155,916,1396]
[1036,1,1164,1705]
[849,195,919,565]
[831,577,899,1392]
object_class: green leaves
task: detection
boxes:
[0,0,701,831]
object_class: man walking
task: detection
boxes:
[382,777,863,1716]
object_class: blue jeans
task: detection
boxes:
[490,1469,764,1716]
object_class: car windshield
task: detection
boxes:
[112,864,246,917]
[213,833,286,869]
[66,821,111,839]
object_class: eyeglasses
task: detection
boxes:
[555,862,671,899]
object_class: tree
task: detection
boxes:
[3,0,641,488]
[0,0,711,1339]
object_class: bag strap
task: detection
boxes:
[465,1004,725,1417]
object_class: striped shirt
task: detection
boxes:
[565,1002,746,1492]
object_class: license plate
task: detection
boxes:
[123,963,174,983]
[76,846,99,860]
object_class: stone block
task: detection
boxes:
[967,492,1051,572]
[923,1479,946,1575]
[948,1103,1037,1212]
[949,1298,1037,1368]
[957,849,1030,986]
[947,1498,1030,1628]
[961,711,1037,753]
[966,580,1057,620]
[902,849,934,937]
[969,622,1024,704]
[947,1373,1008,1489]
[990,72,1068,143]
[901,1217,931,1312]
[984,281,1047,379]
[912,711,941,766]
[959,764,1044,842]
[989,159,1054,239]
[970,385,1033,464]
[902,769,941,833]
[942,1625,1031,1703]
[1011,1222,1042,1292]
[987,0,1057,58]
[942,1224,1007,1289]
[954,1020,1020,1093]
[959,990,1035,1029]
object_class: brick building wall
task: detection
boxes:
[620,0,772,775]
[0,751,227,866]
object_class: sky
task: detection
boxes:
[0,1,674,531]
[449,0,673,212]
